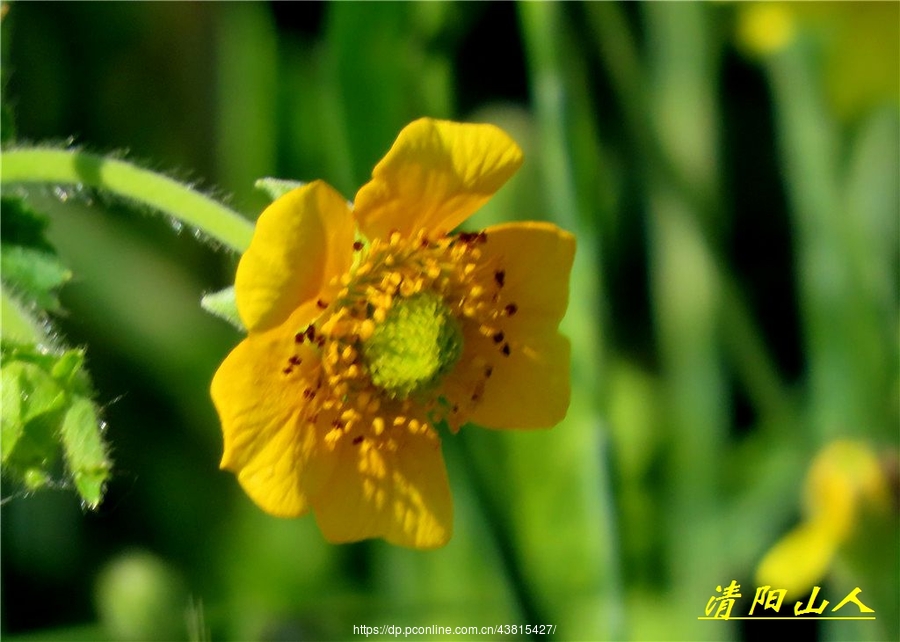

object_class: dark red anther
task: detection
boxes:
[295,332,304,344]
[492,331,504,344]
[501,343,511,356]
[352,436,364,445]
[353,241,364,251]
[317,299,328,309]
[305,325,316,342]
[485,366,493,378]
[494,270,505,287]
[283,367,293,375]
[504,303,518,316]
[289,355,302,366]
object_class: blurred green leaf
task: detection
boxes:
[0,195,72,311]
[200,286,244,331]
[0,194,56,250]
[254,177,305,202]
[0,244,72,312]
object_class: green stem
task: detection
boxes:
[519,3,625,639]
[453,432,546,637]
[1,147,254,253]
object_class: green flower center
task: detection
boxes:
[361,292,463,399]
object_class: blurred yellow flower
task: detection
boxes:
[756,440,891,596]
[211,118,574,548]
[737,3,796,55]
[735,2,899,120]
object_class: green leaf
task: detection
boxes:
[254,177,305,202]
[0,195,55,250]
[11,359,67,424]
[0,360,66,486]
[0,365,24,462]
[0,196,72,311]
[0,343,109,506]
[200,286,245,331]
[0,244,72,311]
[60,395,110,508]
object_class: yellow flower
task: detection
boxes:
[756,440,891,596]
[211,118,574,549]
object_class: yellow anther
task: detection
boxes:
[358,319,376,341]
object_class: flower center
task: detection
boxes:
[361,293,462,399]
[283,229,517,446]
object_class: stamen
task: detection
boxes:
[283,226,512,447]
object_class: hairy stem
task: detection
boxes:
[1,147,254,253]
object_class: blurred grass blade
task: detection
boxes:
[518,2,623,638]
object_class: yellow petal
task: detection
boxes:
[211,323,332,517]
[310,424,453,549]
[479,222,576,331]
[354,118,523,240]
[756,520,839,598]
[452,222,573,429]
[236,181,355,332]
[467,330,572,429]
[803,440,889,540]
